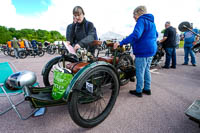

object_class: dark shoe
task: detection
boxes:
[192,64,196,67]
[143,89,151,95]
[182,63,188,65]
[170,66,176,69]
[129,90,142,97]
[162,66,169,69]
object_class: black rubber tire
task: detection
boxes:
[58,49,69,55]
[3,50,8,56]
[68,66,119,128]
[18,51,27,59]
[117,54,134,86]
[192,44,200,53]
[151,53,159,67]
[46,45,56,55]
[37,50,45,57]
[192,48,199,53]
[9,50,15,57]
[151,50,164,67]
[43,56,77,86]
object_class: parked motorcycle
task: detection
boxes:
[18,48,45,59]
[151,42,165,67]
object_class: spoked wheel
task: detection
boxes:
[18,51,27,59]
[58,49,69,55]
[9,49,15,57]
[47,45,56,55]
[192,44,200,53]
[117,54,134,86]
[37,50,45,57]
[3,50,9,56]
[68,66,119,128]
[151,53,160,67]
[151,50,164,67]
[42,56,77,86]
[192,47,199,53]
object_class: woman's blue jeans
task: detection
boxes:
[184,47,196,65]
[135,57,153,93]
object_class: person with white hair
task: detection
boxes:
[114,5,158,97]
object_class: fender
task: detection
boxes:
[62,61,119,101]
[41,54,79,76]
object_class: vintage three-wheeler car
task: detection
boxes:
[6,40,136,128]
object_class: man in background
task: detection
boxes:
[12,37,19,59]
[182,23,199,66]
[159,21,176,69]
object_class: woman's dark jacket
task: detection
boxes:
[69,18,96,53]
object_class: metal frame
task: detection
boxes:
[0,62,39,120]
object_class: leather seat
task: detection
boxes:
[66,62,89,74]
[98,56,119,64]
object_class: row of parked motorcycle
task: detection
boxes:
[0,44,68,59]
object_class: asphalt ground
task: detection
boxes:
[0,49,200,133]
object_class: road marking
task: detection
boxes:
[150,68,160,74]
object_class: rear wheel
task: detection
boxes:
[117,54,134,86]
[37,50,45,57]
[3,49,8,56]
[18,51,27,59]
[192,45,200,53]
[151,50,164,67]
[9,49,15,57]
[43,56,77,86]
[68,66,119,128]
[47,45,56,55]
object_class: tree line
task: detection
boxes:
[0,25,66,44]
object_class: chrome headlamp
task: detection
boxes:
[5,71,37,90]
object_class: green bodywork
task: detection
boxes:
[24,61,117,108]
[62,61,117,101]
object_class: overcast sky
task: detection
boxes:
[0,0,200,37]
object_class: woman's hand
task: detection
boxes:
[66,41,70,45]
[113,42,120,49]
[74,44,81,51]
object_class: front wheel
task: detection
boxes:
[68,66,119,128]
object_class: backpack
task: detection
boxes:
[85,21,98,40]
